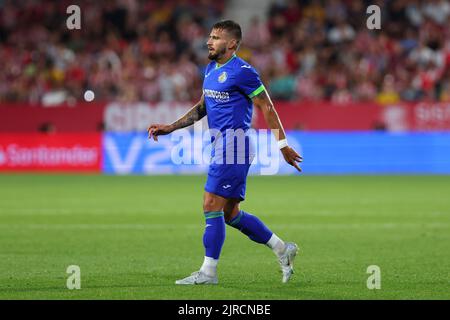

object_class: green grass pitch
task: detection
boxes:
[0,174,448,300]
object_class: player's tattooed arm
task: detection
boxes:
[169,95,207,132]
[252,89,303,171]
[148,94,206,141]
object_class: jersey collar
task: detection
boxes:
[215,54,237,69]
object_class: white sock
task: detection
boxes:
[200,256,218,277]
[266,233,286,258]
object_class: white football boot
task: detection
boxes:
[279,242,299,283]
[175,271,218,285]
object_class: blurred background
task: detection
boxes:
[1,0,450,104]
[0,0,450,174]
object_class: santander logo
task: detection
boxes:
[0,134,101,171]
[0,144,99,167]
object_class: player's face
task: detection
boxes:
[207,28,228,61]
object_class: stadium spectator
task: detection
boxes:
[0,0,449,104]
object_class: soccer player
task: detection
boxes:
[148,20,303,285]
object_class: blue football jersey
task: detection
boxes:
[202,54,264,164]
[202,54,264,132]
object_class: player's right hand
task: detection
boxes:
[281,146,303,172]
[147,124,173,141]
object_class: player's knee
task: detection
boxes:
[223,203,240,223]
[223,210,233,223]
[203,197,220,212]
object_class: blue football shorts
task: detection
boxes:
[204,161,253,201]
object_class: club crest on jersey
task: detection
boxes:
[218,71,227,83]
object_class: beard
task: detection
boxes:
[208,46,226,61]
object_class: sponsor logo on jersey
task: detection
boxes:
[203,89,230,103]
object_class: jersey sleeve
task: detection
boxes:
[235,65,265,99]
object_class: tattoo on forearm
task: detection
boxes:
[170,100,206,130]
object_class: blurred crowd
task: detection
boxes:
[0,0,225,105]
[0,0,449,105]
[260,0,450,103]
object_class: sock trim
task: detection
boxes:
[229,211,243,226]
[204,211,224,219]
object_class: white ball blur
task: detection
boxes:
[84,90,95,102]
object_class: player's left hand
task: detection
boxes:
[281,146,303,172]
